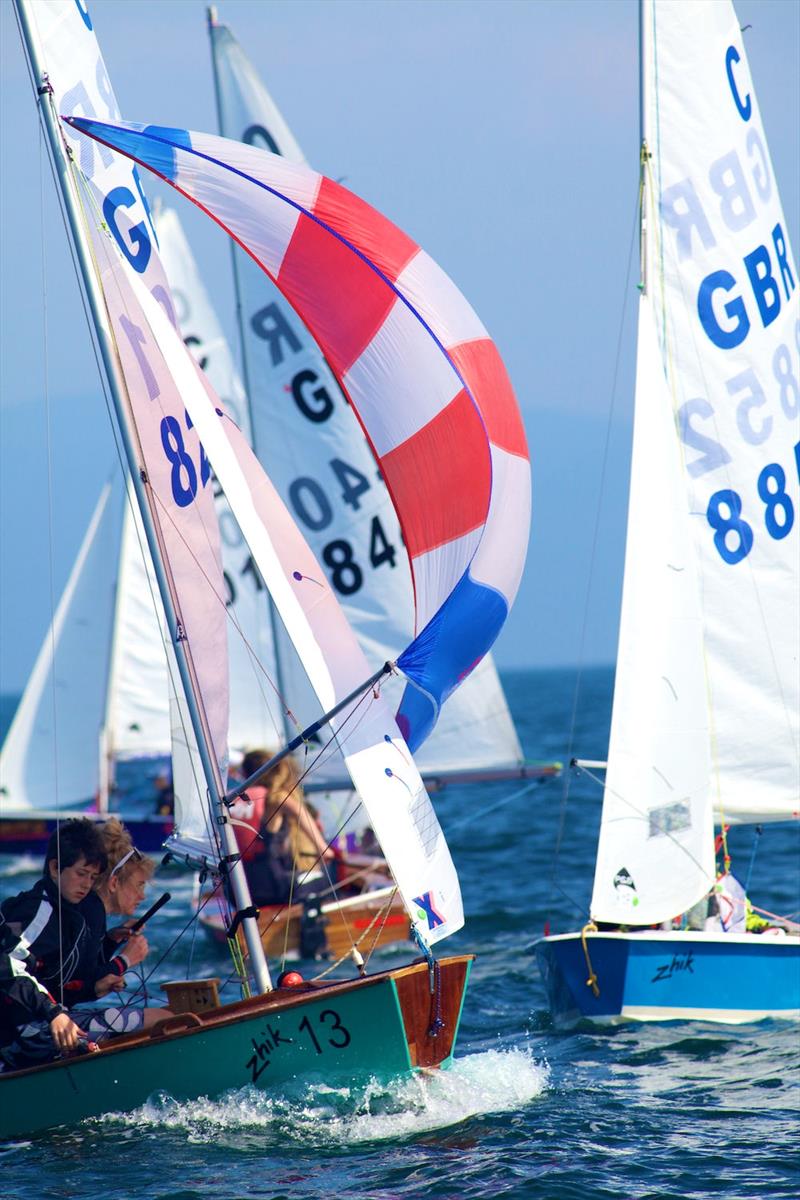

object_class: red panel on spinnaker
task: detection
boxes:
[67,117,531,750]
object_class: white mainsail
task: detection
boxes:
[0,482,117,813]
[643,0,799,824]
[16,0,230,818]
[591,0,799,924]
[590,297,715,925]
[208,12,523,776]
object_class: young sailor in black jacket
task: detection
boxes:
[0,911,87,1070]
[0,819,134,1008]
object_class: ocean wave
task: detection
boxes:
[102,1047,548,1145]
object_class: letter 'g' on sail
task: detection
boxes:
[63,117,532,754]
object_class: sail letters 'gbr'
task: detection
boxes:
[65,116,531,754]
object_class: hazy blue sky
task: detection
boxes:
[0,0,798,692]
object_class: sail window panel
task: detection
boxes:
[468,446,531,607]
[277,210,398,377]
[342,293,464,457]
[448,339,529,461]
[396,249,489,349]
[379,390,491,561]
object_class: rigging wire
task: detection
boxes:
[15,19,70,1002]
[126,680,400,1003]
[545,181,642,928]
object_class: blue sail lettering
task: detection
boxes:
[698,270,749,349]
[103,187,152,274]
[74,0,92,30]
[746,128,772,204]
[60,81,114,176]
[132,166,159,247]
[660,178,716,262]
[744,244,781,329]
[725,45,751,121]
[708,150,756,234]
[698,230,792,348]
[772,223,796,301]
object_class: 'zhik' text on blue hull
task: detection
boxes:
[535,930,800,1024]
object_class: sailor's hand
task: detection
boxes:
[122,931,148,966]
[107,923,133,943]
[49,1012,84,1052]
[95,974,126,997]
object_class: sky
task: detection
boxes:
[0,0,798,693]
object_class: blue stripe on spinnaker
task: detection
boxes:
[396,571,508,752]
[66,118,192,183]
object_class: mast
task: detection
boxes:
[206,4,293,747]
[15,0,272,993]
[639,0,651,297]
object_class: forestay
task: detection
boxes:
[207,12,523,774]
[641,0,799,824]
[65,115,532,757]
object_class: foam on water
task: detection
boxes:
[102,1047,548,1145]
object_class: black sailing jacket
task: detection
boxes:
[0,876,126,1006]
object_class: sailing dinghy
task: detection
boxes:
[536,0,799,1024]
[1,0,529,1136]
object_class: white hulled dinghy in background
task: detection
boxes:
[1,0,530,1137]
[536,0,799,1024]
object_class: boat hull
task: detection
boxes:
[0,954,471,1138]
[0,812,172,855]
[201,890,411,960]
[535,930,800,1024]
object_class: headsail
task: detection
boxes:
[206,11,524,774]
[65,116,532,756]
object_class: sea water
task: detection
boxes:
[2,667,798,1199]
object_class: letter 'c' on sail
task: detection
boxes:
[63,117,532,752]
